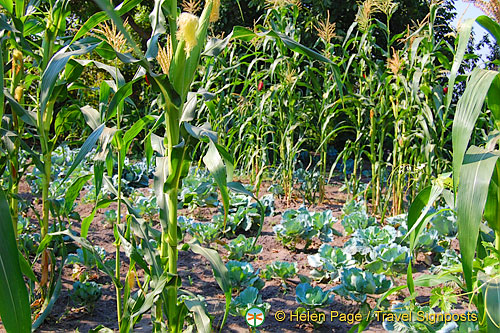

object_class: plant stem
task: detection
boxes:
[115,94,123,325]
[40,146,51,300]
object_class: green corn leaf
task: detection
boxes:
[50,230,121,288]
[414,272,463,288]
[81,199,113,238]
[485,277,500,329]
[4,89,37,126]
[64,175,92,215]
[189,241,232,331]
[484,160,500,233]
[0,0,13,14]
[0,190,31,333]
[134,270,172,318]
[106,78,140,121]
[452,69,498,191]
[446,18,474,111]
[203,140,230,228]
[71,0,144,44]
[487,75,500,122]
[232,26,333,64]
[74,59,126,87]
[184,298,211,333]
[154,156,169,232]
[404,183,443,295]
[189,241,231,293]
[59,123,105,186]
[477,15,500,47]
[146,0,167,59]
[457,146,500,291]
[40,42,98,118]
[406,185,443,249]
[18,249,37,282]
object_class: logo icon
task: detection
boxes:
[245,307,265,327]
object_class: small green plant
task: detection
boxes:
[341,200,377,235]
[343,226,397,262]
[365,244,409,275]
[333,268,393,303]
[308,244,355,281]
[263,261,298,289]
[178,167,218,209]
[274,206,340,250]
[295,282,333,323]
[225,234,263,261]
[229,287,270,318]
[185,222,220,245]
[215,205,260,235]
[103,209,117,226]
[71,281,103,308]
[226,261,265,292]
[294,167,322,205]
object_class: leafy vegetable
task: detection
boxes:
[225,234,263,261]
[179,167,219,209]
[295,283,333,309]
[308,244,355,281]
[263,261,298,282]
[226,261,265,292]
[365,244,410,275]
[333,268,393,303]
[71,281,103,306]
[229,287,271,317]
[274,206,340,250]
[341,207,377,235]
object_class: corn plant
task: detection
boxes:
[0,0,106,328]
[82,0,332,331]
[405,13,500,332]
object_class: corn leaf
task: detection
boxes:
[203,140,230,228]
[485,277,500,329]
[0,190,31,333]
[0,0,13,14]
[40,42,98,118]
[452,69,498,191]
[446,19,474,111]
[71,0,143,44]
[477,15,500,47]
[457,146,500,290]
[232,26,333,64]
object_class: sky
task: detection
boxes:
[452,0,490,58]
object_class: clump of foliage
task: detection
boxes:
[229,287,271,318]
[71,281,102,308]
[263,261,298,289]
[308,244,356,281]
[273,206,341,250]
[184,221,220,245]
[295,282,334,317]
[226,261,265,292]
[343,226,398,262]
[365,244,410,275]
[178,167,218,209]
[340,200,376,235]
[225,234,262,261]
[333,268,393,303]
